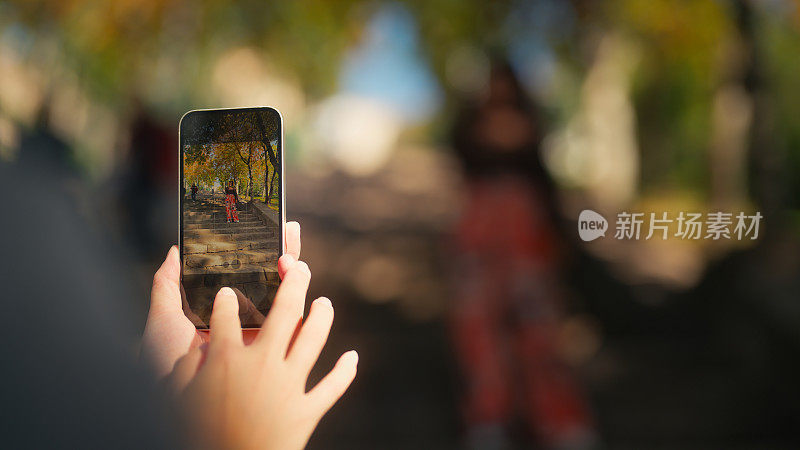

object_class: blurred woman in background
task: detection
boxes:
[449,59,595,449]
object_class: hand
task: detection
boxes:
[170,261,358,450]
[141,221,303,379]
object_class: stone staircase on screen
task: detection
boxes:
[182,196,279,322]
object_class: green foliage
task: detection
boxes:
[5,0,800,211]
[184,141,278,206]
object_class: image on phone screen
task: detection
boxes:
[179,107,283,329]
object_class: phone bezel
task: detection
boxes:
[178,106,286,330]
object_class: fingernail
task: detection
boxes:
[344,350,359,365]
[315,297,332,307]
[219,287,236,297]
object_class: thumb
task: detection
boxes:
[150,246,182,313]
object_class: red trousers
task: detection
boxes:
[225,194,239,222]
[450,177,592,444]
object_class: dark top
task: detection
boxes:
[0,133,181,449]
[225,187,238,202]
[450,101,563,239]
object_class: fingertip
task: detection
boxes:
[343,350,359,366]
[306,349,358,410]
[213,287,238,311]
[314,297,332,308]
[210,288,243,346]
[158,246,175,267]
[285,222,301,259]
[295,261,311,276]
[337,350,359,386]
[282,257,310,278]
[279,253,296,266]
[154,247,180,287]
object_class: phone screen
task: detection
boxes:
[179,107,283,329]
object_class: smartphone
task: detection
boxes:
[179,107,284,329]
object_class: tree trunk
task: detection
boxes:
[255,115,279,200]
[267,165,278,203]
[236,144,254,200]
[247,165,253,198]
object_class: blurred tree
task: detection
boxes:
[3,0,800,219]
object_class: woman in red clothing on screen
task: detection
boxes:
[225,180,239,223]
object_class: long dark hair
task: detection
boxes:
[451,57,546,182]
[450,56,563,232]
